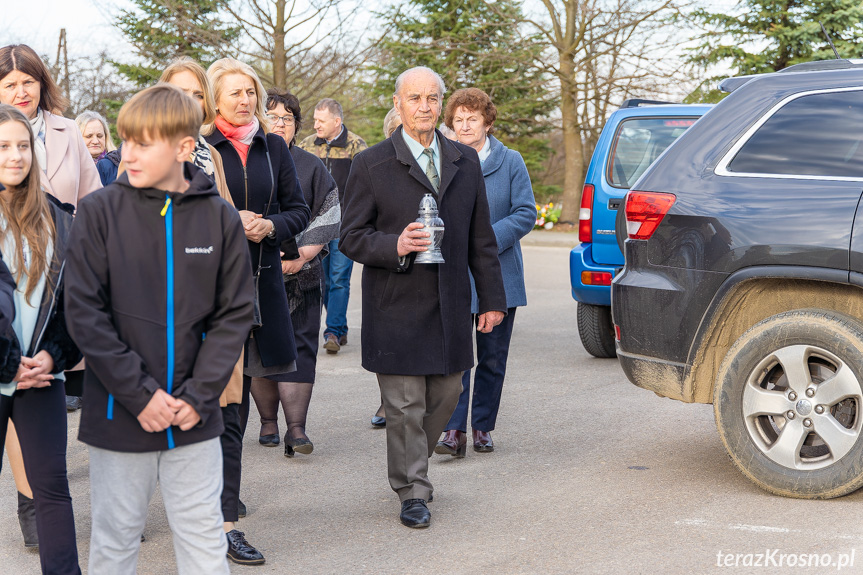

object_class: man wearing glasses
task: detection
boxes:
[298,99,367,355]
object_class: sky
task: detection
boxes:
[2,0,133,60]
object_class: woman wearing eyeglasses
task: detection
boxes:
[250,89,339,458]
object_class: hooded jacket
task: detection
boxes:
[65,163,254,453]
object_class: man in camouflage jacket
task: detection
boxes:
[298,99,367,354]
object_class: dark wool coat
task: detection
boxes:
[339,126,506,375]
[206,126,311,368]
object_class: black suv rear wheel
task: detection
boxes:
[577,302,617,358]
[714,310,863,498]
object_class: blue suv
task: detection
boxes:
[570,100,711,357]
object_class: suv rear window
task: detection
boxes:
[728,89,863,178]
[608,118,697,188]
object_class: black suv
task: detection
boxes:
[612,60,863,499]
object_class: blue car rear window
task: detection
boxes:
[608,117,698,188]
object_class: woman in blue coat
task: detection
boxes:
[436,88,536,456]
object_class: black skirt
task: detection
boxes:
[281,291,322,383]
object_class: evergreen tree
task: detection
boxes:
[688,0,863,101]
[367,0,556,197]
[113,0,239,86]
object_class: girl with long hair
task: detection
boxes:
[0,103,82,573]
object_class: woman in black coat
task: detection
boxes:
[203,58,310,565]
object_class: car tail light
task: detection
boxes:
[581,271,613,286]
[578,184,595,243]
[614,324,621,341]
[625,191,676,240]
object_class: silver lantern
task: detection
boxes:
[414,193,445,264]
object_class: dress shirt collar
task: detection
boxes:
[477,135,492,164]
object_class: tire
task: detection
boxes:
[577,302,617,358]
[714,309,863,499]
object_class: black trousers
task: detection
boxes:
[0,381,80,574]
[220,374,251,523]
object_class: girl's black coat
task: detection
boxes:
[0,196,81,382]
[205,126,311,367]
[65,165,254,452]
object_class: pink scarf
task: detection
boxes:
[215,116,259,166]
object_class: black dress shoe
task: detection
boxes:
[400,499,431,528]
[226,529,265,565]
[371,415,386,427]
[284,434,313,457]
[258,434,279,446]
[238,499,247,518]
[17,492,37,548]
[65,395,82,412]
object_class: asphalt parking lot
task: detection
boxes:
[2,233,863,574]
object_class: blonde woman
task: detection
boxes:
[159,57,230,198]
[204,57,310,566]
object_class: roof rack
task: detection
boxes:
[720,59,863,93]
[719,76,754,93]
[619,99,678,109]
[777,59,857,73]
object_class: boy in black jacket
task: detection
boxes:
[65,84,254,575]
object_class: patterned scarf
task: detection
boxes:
[189,135,215,177]
[29,108,47,171]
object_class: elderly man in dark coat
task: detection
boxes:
[339,66,507,529]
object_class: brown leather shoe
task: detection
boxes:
[473,429,494,452]
[323,333,340,354]
[434,430,466,457]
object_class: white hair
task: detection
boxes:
[394,67,446,98]
[75,110,116,152]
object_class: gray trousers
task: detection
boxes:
[88,438,229,575]
[377,373,463,501]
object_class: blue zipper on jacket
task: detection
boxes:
[162,196,176,450]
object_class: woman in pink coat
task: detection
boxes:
[0,45,100,207]
[0,43,101,552]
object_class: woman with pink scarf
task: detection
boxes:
[203,57,310,566]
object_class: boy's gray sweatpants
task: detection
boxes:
[88,438,229,575]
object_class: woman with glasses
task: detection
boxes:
[250,89,339,458]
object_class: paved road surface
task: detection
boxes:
[2,238,863,574]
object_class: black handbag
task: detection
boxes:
[251,149,276,330]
